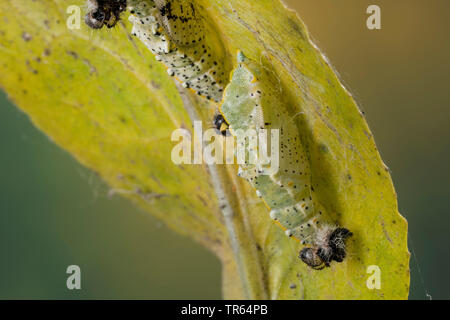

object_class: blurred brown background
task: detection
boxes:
[0,0,449,299]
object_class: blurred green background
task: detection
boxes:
[0,0,449,299]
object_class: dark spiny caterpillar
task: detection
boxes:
[127,0,230,102]
[85,0,127,29]
[220,52,352,270]
[213,113,230,136]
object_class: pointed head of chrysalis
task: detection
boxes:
[299,227,352,270]
[85,0,127,29]
[237,50,247,63]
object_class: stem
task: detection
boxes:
[177,84,268,299]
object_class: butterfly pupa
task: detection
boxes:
[127,0,230,102]
[219,52,352,270]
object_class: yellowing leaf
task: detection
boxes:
[0,0,409,299]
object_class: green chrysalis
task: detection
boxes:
[128,0,229,102]
[220,52,352,269]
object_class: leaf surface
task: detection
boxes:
[0,0,409,299]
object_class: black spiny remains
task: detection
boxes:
[85,0,127,29]
[299,227,353,270]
